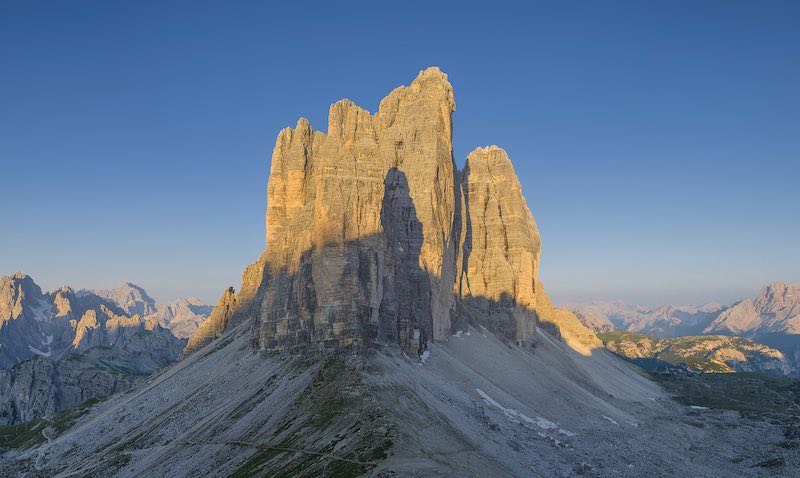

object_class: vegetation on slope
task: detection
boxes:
[598,332,790,375]
[0,396,104,450]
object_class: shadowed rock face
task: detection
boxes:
[189,67,596,357]
[247,67,458,355]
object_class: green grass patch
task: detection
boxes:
[0,396,105,449]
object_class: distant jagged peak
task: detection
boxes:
[757,280,800,305]
[88,282,157,317]
[10,271,31,280]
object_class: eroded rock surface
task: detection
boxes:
[457,146,543,345]
[192,68,596,357]
[242,67,459,356]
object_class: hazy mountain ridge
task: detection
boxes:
[86,283,212,339]
[564,300,727,337]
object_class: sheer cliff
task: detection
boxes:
[188,67,591,357]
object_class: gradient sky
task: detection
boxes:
[1,1,798,306]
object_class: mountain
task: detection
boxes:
[705,282,800,368]
[567,282,800,371]
[598,332,793,375]
[184,287,235,355]
[86,284,213,339]
[0,274,184,425]
[706,282,800,335]
[564,300,727,337]
[5,68,798,477]
[85,282,157,317]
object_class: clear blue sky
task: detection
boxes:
[1,1,798,306]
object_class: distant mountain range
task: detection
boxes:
[0,273,211,425]
[85,282,213,340]
[565,281,800,373]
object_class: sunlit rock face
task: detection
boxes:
[184,287,236,355]
[241,67,459,356]
[456,146,542,345]
[202,68,596,357]
[707,282,800,336]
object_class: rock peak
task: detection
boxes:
[207,69,590,357]
[413,66,449,84]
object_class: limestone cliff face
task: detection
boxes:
[197,68,597,357]
[244,67,458,356]
[184,287,237,354]
[457,146,542,344]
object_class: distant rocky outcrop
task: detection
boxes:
[598,332,794,375]
[0,274,185,425]
[706,282,800,336]
[149,298,213,339]
[184,67,596,358]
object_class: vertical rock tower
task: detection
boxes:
[189,68,586,357]
[456,146,543,344]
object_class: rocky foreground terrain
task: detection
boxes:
[2,68,798,477]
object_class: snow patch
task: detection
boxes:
[476,388,574,436]
[602,415,620,426]
[28,345,51,357]
[419,350,430,365]
[536,328,562,349]
[30,300,53,323]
